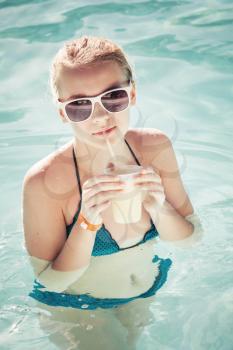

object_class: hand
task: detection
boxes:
[81,174,125,225]
[133,166,166,216]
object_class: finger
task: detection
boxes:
[153,188,165,196]
[83,174,121,189]
[133,177,161,186]
[133,173,161,184]
[83,182,125,201]
[135,182,164,191]
[86,189,124,208]
[149,188,165,195]
[133,166,159,175]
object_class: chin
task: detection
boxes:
[106,126,126,143]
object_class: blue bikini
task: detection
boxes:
[29,139,172,310]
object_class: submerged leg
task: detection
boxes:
[113,296,155,349]
[36,302,129,350]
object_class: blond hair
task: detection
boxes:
[50,35,135,100]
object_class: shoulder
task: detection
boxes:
[22,143,74,260]
[126,128,171,160]
[23,140,76,201]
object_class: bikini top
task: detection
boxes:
[66,138,159,256]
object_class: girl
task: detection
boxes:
[22,35,197,348]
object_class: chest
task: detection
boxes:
[63,134,154,245]
[100,201,153,246]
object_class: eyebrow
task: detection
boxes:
[63,80,129,102]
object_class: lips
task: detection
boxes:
[93,126,116,135]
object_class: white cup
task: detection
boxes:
[109,165,144,224]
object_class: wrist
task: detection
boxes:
[77,213,102,232]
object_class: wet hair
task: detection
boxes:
[49,35,136,100]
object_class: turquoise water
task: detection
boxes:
[0,0,233,349]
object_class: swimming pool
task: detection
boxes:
[0,0,232,349]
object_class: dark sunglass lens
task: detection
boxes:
[65,99,92,122]
[101,90,129,112]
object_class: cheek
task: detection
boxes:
[115,111,130,131]
[69,122,90,139]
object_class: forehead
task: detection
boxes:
[57,61,126,101]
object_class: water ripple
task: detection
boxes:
[0,108,27,124]
[0,1,184,42]
[173,6,233,27]
[125,34,233,72]
[0,0,48,10]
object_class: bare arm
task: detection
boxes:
[22,165,124,292]
[139,130,203,243]
[22,172,97,292]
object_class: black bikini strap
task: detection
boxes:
[124,139,155,230]
[72,146,82,196]
[124,138,141,166]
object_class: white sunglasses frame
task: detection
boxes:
[56,81,132,123]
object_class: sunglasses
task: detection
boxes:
[57,81,132,123]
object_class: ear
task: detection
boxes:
[130,85,136,106]
[59,109,68,123]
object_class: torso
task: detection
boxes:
[39,128,160,298]
[61,129,153,247]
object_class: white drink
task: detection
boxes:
[110,165,143,224]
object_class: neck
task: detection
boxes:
[73,135,128,171]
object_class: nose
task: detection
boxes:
[92,101,110,122]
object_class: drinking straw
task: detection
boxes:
[105,137,117,162]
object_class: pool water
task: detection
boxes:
[0,1,233,349]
